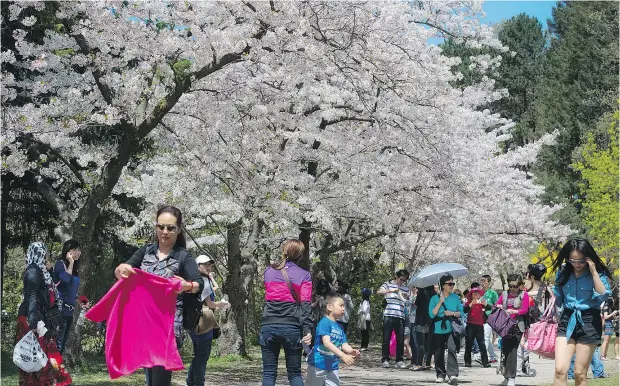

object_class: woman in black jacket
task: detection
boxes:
[114,205,203,386]
[411,285,434,371]
[15,242,72,386]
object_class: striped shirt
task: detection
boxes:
[381,281,409,319]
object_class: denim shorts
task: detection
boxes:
[557,308,602,344]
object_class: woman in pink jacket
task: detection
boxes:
[496,274,530,386]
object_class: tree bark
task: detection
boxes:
[219,218,262,356]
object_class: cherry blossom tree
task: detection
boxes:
[2,0,571,358]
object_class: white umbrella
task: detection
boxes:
[408,263,469,288]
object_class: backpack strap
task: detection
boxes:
[502,291,508,309]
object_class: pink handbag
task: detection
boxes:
[389,330,397,357]
[525,296,557,359]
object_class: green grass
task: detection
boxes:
[1,349,260,386]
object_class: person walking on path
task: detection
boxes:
[411,285,435,371]
[377,269,411,369]
[429,274,463,385]
[260,239,313,386]
[358,288,372,351]
[53,239,82,354]
[16,242,72,386]
[307,292,360,386]
[335,280,354,334]
[518,263,548,376]
[600,293,619,360]
[552,239,612,386]
[463,287,490,368]
[114,205,203,386]
[480,274,499,363]
[186,255,230,386]
[496,274,530,386]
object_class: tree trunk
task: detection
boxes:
[219,218,262,356]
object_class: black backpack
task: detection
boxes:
[182,291,202,331]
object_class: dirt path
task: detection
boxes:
[172,344,620,386]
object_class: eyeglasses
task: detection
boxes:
[568,259,586,265]
[155,223,178,233]
[445,282,456,287]
[508,284,519,289]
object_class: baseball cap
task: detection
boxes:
[196,255,215,264]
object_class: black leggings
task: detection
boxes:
[361,321,371,349]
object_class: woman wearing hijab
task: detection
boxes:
[15,242,72,386]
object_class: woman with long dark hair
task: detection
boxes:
[552,239,612,386]
[114,205,203,386]
[260,239,313,386]
[53,239,81,354]
[16,242,72,385]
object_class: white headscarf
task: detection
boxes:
[26,242,60,302]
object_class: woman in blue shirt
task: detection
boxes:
[53,239,81,354]
[552,239,612,386]
[429,274,464,385]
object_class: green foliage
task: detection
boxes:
[1,249,25,354]
[572,112,619,270]
[531,1,619,216]
[172,59,192,82]
[493,14,545,147]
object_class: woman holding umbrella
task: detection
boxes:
[429,274,463,385]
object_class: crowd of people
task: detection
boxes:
[12,203,619,386]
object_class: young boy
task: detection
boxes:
[307,292,360,386]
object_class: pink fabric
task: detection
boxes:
[525,298,557,359]
[496,291,530,319]
[86,270,184,379]
[264,281,312,302]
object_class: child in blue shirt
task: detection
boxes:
[307,292,360,386]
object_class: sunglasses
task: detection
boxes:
[508,284,519,289]
[568,258,586,265]
[444,282,456,287]
[155,223,178,232]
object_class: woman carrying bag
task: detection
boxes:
[15,242,72,386]
[186,255,230,386]
[552,239,612,386]
[260,239,313,386]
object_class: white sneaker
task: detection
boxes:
[507,379,515,386]
[396,361,407,369]
[500,378,509,386]
[436,377,445,383]
[448,376,458,384]
[382,361,390,368]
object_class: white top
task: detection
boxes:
[360,300,371,321]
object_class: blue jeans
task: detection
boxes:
[186,338,213,386]
[260,324,303,386]
[56,314,73,354]
[568,347,605,378]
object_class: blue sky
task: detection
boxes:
[482,1,556,29]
